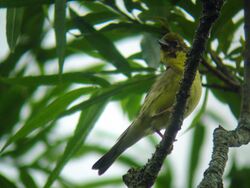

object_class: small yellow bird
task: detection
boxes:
[92,33,202,175]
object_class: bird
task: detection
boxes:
[92,32,202,175]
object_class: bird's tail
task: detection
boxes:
[92,120,144,175]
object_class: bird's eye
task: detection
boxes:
[170,40,178,47]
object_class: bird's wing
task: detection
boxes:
[139,68,181,118]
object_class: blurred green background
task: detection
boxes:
[0,0,249,187]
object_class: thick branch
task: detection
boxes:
[239,0,250,129]
[123,0,224,187]
[198,126,250,188]
[198,1,250,187]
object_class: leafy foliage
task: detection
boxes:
[0,0,247,187]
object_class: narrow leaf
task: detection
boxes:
[0,87,96,153]
[0,174,17,188]
[79,177,122,188]
[6,7,24,52]
[61,74,155,117]
[0,72,110,87]
[187,123,205,188]
[44,96,108,188]
[19,168,38,188]
[157,160,173,188]
[54,0,66,76]
[100,22,162,36]
[141,33,161,68]
[0,0,71,8]
[70,9,131,75]
[83,11,120,25]
[121,94,142,120]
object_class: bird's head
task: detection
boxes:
[159,33,188,72]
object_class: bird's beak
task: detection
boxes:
[158,39,170,48]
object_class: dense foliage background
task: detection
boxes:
[0,0,249,187]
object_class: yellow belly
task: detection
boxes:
[139,68,202,131]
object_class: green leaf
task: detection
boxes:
[121,94,142,120]
[54,0,66,76]
[141,33,161,68]
[83,11,121,25]
[70,9,131,74]
[226,46,243,59]
[62,74,156,117]
[211,0,242,38]
[139,0,171,20]
[172,0,201,20]
[6,7,24,52]
[206,74,241,118]
[228,164,250,188]
[100,22,162,36]
[1,6,45,77]
[0,86,34,137]
[19,168,38,188]
[79,177,122,188]
[7,122,55,157]
[0,174,17,188]
[80,1,113,12]
[36,38,100,62]
[1,87,96,153]
[216,19,243,54]
[206,110,226,125]
[0,0,74,8]
[187,123,205,188]
[0,72,110,87]
[156,160,173,188]
[167,11,196,41]
[44,96,108,188]
[210,0,243,53]
[124,0,142,12]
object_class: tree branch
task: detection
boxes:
[209,50,240,84]
[122,0,224,187]
[198,1,250,187]
[239,0,250,129]
[200,59,240,90]
[202,83,239,93]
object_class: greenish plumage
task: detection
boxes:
[92,33,202,175]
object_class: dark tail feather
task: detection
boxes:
[92,122,144,175]
[92,141,124,175]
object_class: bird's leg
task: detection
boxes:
[153,128,164,138]
[154,128,177,141]
[152,107,173,138]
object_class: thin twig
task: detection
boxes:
[202,83,239,93]
[209,50,241,83]
[201,59,240,90]
[123,1,225,187]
